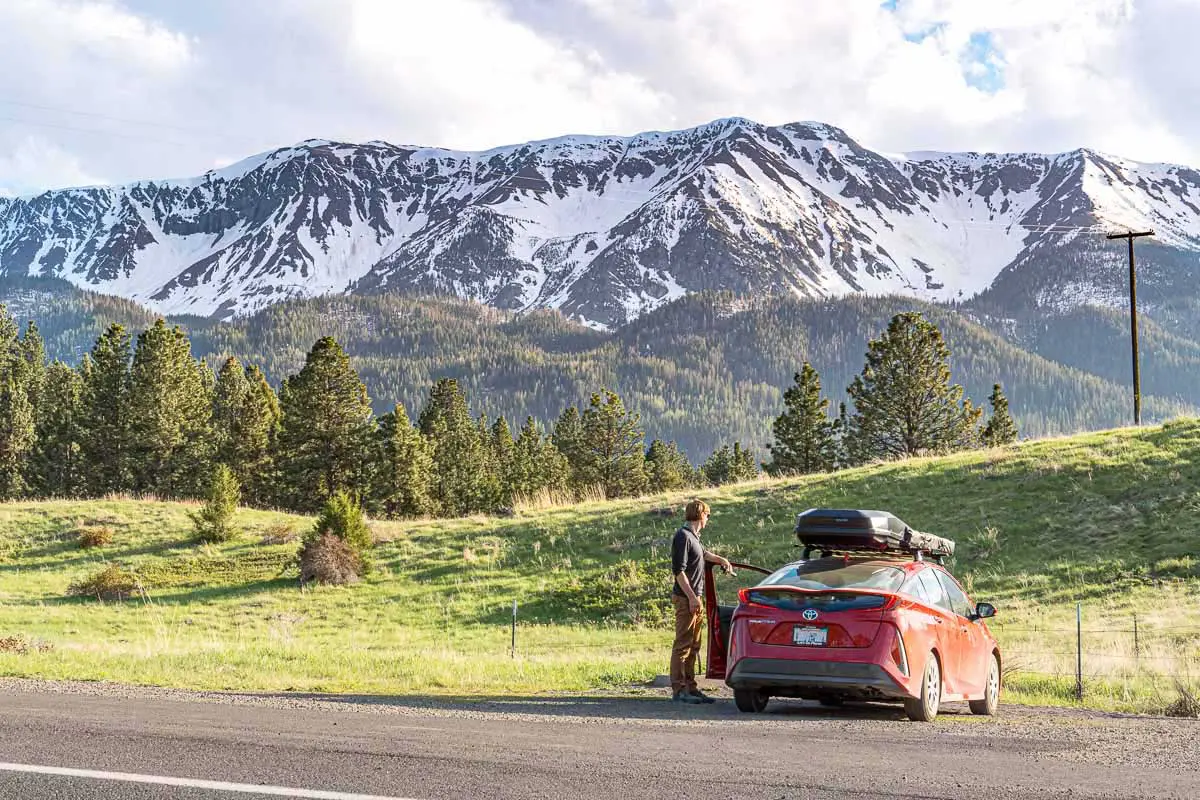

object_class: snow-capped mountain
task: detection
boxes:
[3,118,1200,329]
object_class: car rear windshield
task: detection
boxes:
[758,560,906,592]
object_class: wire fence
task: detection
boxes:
[503,603,1200,693]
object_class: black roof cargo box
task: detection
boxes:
[793,508,955,559]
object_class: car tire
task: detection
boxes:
[969,654,1000,716]
[904,652,942,722]
[734,689,769,713]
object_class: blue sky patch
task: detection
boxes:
[962,31,1005,93]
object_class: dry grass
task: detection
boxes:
[0,634,53,654]
[1164,683,1200,718]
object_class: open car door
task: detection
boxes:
[705,560,771,679]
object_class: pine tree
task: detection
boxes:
[645,439,693,492]
[418,378,489,515]
[507,416,569,503]
[730,441,759,483]
[79,324,132,495]
[127,320,213,498]
[189,463,240,543]
[551,405,584,487]
[376,402,436,517]
[241,365,281,507]
[0,375,34,499]
[491,416,516,506]
[981,383,1019,446]
[577,390,647,498]
[475,414,503,509]
[31,362,84,497]
[764,363,838,476]
[846,312,984,461]
[212,356,251,468]
[277,337,374,512]
[702,444,732,486]
[18,321,45,419]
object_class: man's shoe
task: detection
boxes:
[687,689,717,704]
[671,691,703,704]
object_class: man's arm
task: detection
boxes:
[703,549,734,574]
[675,571,699,611]
[671,531,700,611]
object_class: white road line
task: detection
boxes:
[0,762,422,799]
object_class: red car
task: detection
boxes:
[704,532,1000,722]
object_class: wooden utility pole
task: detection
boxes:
[1106,229,1154,425]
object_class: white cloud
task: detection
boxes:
[0,0,1198,193]
[0,136,107,196]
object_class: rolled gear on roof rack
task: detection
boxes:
[793,508,955,560]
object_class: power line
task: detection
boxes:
[0,98,240,141]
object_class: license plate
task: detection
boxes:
[793,626,828,646]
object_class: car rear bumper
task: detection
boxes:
[725,657,909,699]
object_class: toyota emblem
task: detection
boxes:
[802,608,819,621]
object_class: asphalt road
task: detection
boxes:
[0,679,1195,799]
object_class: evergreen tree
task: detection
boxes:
[832,401,852,468]
[127,320,213,498]
[31,362,84,497]
[846,312,984,461]
[764,362,838,476]
[0,375,33,499]
[508,416,570,503]
[376,402,436,517]
[475,414,503,509]
[702,441,758,485]
[645,439,693,492]
[491,415,516,506]
[306,491,373,568]
[982,383,1019,446]
[577,389,648,498]
[241,365,281,507]
[277,337,374,512]
[189,463,240,543]
[418,378,489,515]
[551,405,584,487]
[79,324,132,495]
[18,321,45,419]
[212,356,251,467]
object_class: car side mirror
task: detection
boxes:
[972,602,996,621]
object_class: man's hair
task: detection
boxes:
[685,499,710,521]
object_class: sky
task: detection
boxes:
[0,0,1195,196]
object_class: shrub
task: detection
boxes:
[77,526,114,549]
[67,564,144,601]
[190,464,241,543]
[298,533,363,587]
[1165,683,1200,718]
[260,521,299,545]
[310,492,373,555]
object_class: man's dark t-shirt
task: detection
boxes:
[671,525,704,598]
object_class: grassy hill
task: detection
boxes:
[1,421,1198,713]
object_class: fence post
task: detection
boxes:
[1133,614,1140,663]
[1075,603,1083,702]
[511,599,517,659]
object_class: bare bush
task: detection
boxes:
[77,526,114,549]
[298,533,363,587]
[67,564,145,601]
[260,521,299,545]
[0,634,53,654]
[1164,683,1200,718]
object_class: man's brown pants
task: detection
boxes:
[670,594,703,695]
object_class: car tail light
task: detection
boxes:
[745,618,777,643]
[890,627,909,676]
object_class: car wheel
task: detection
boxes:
[969,654,1000,716]
[904,652,942,722]
[734,689,769,713]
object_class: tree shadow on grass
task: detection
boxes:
[216,690,932,723]
[0,538,196,572]
[35,576,298,606]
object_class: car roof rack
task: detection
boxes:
[793,508,955,563]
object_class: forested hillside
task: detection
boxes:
[1,277,1192,459]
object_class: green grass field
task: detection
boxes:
[1,420,1199,714]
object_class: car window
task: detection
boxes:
[916,568,953,614]
[760,559,905,592]
[900,573,931,604]
[935,570,974,618]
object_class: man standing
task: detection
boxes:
[670,499,733,704]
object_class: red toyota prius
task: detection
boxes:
[704,509,1001,722]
